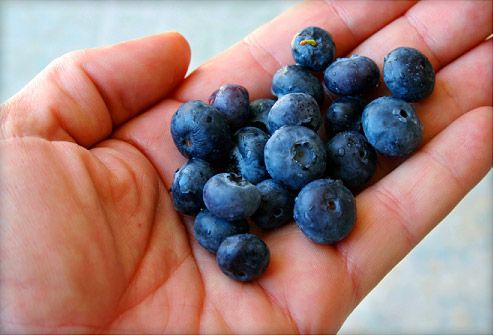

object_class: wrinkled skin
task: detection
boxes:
[0,1,492,333]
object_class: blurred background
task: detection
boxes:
[0,1,491,333]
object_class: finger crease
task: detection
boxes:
[242,37,282,77]
[436,78,463,117]
[419,148,466,193]
[211,302,234,334]
[404,13,442,69]
[255,281,300,334]
[77,62,116,126]
[371,184,418,249]
[106,251,193,330]
[48,74,85,142]
[335,242,363,305]
[325,0,358,45]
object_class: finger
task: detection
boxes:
[417,41,493,143]
[338,106,492,305]
[352,0,492,70]
[351,0,492,110]
[0,32,190,147]
[173,0,415,101]
[369,40,492,183]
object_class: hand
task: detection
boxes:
[1,1,491,333]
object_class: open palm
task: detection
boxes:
[1,1,491,333]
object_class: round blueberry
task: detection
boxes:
[209,84,251,129]
[326,131,377,191]
[291,26,336,71]
[264,126,327,190]
[227,127,269,185]
[216,233,270,282]
[247,98,276,133]
[362,96,423,157]
[203,173,261,220]
[194,209,249,254]
[170,100,232,161]
[383,47,435,102]
[170,158,215,215]
[294,179,356,244]
[323,55,380,96]
[252,179,295,230]
[325,96,366,138]
[267,93,321,134]
[272,64,324,105]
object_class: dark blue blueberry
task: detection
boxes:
[247,98,276,133]
[170,158,215,215]
[272,64,324,105]
[264,126,327,190]
[291,26,336,71]
[323,55,380,96]
[383,47,435,102]
[209,84,251,129]
[251,179,295,230]
[216,233,270,282]
[326,131,377,191]
[325,96,366,138]
[194,209,249,254]
[294,179,356,244]
[203,173,261,220]
[267,93,321,134]
[170,100,232,161]
[362,96,423,157]
[227,127,269,184]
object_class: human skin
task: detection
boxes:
[0,1,491,333]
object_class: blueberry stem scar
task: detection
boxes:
[300,39,317,47]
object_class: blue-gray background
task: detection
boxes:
[1,1,491,333]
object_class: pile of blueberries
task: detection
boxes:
[170,26,435,282]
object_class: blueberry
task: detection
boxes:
[216,233,270,282]
[294,179,356,244]
[170,100,232,161]
[272,64,324,105]
[209,84,251,129]
[291,26,336,71]
[267,93,321,134]
[383,47,435,102]
[326,131,377,191]
[203,173,261,220]
[264,126,327,190]
[325,96,366,138]
[227,127,269,184]
[323,55,380,96]
[362,96,423,157]
[247,98,276,133]
[170,158,215,215]
[252,179,295,230]
[194,209,249,254]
